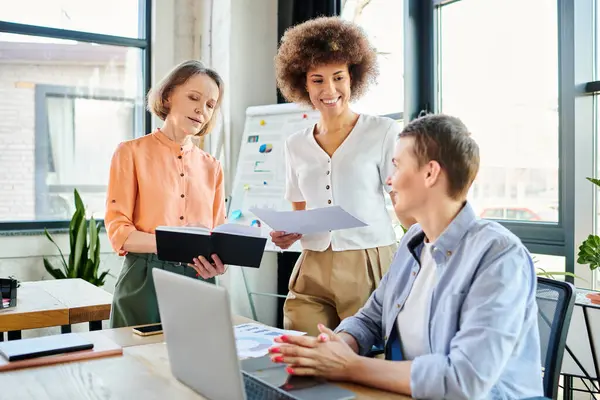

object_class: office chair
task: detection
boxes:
[536,277,576,399]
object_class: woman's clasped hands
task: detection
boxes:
[268,324,359,381]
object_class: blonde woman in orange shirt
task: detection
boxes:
[105,60,227,328]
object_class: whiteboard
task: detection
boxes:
[228,103,321,252]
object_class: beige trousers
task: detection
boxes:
[283,244,397,336]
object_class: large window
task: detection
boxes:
[0,0,150,229]
[437,0,559,223]
[341,0,403,117]
[0,0,142,38]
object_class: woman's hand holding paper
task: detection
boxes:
[270,231,302,249]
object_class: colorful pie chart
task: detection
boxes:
[259,144,273,153]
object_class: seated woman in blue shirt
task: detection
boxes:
[268,114,544,400]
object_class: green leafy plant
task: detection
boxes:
[578,234,600,272]
[576,178,600,274]
[43,189,109,287]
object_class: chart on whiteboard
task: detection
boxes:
[228,103,320,252]
[234,323,305,359]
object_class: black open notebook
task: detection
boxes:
[155,224,267,268]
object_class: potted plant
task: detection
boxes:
[43,189,110,287]
[576,178,600,275]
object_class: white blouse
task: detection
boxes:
[284,114,399,251]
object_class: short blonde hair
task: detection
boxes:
[147,60,225,137]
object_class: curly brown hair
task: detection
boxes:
[274,16,378,105]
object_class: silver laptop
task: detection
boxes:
[152,268,355,400]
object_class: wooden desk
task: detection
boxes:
[0,317,410,399]
[80,315,255,348]
[0,279,112,340]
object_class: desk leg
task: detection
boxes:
[7,331,21,340]
[61,325,72,334]
[0,332,3,341]
[89,321,102,331]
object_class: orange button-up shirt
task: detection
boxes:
[105,129,226,255]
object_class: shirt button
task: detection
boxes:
[179,216,184,220]
[412,271,416,276]
[326,171,330,175]
[327,200,332,204]
[180,173,184,177]
[326,185,330,190]
[384,335,388,341]
[446,250,452,256]
[178,155,182,159]
[397,303,401,308]
[181,194,185,198]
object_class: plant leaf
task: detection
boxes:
[89,216,98,264]
[536,266,587,282]
[43,228,68,273]
[43,258,66,280]
[586,177,600,188]
[71,207,87,278]
[74,188,85,214]
[96,270,110,287]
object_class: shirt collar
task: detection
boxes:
[153,129,195,153]
[407,201,477,262]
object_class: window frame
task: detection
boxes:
[34,85,139,221]
[403,0,597,283]
[0,0,152,233]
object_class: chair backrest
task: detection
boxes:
[536,277,576,399]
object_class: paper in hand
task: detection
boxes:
[248,205,367,235]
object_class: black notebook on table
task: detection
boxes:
[155,224,267,268]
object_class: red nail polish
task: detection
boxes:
[274,356,283,362]
[286,367,294,374]
[269,347,280,353]
[281,335,289,342]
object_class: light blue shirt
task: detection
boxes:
[336,202,544,400]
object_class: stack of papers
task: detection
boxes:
[249,206,367,235]
[234,323,305,359]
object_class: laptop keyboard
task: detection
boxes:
[242,371,300,400]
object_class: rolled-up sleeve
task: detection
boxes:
[410,243,536,400]
[212,162,226,227]
[105,142,138,255]
[284,140,304,202]
[335,270,390,355]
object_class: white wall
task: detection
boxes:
[0,0,282,333]
[201,0,280,326]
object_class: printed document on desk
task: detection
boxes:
[234,323,305,359]
[249,205,367,235]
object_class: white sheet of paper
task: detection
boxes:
[248,205,367,234]
[234,323,305,359]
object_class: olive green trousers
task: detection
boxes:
[109,252,215,328]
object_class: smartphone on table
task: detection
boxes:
[132,324,163,336]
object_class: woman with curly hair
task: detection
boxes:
[272,16,410,336]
